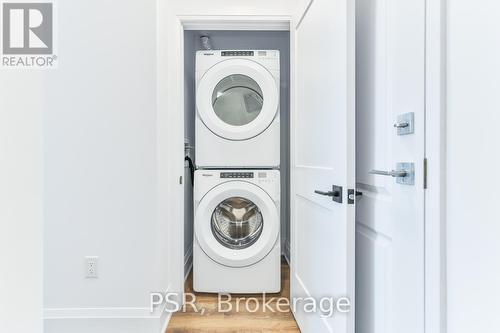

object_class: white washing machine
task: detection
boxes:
[193,169,281,293]
[196,50,280,168]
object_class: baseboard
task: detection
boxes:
[44,306,171,333]
[184,243,193,281]
[44,316,170,333]
[44,287,173,333]
[44,307,160,319]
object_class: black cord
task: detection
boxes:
[184,156,195,186]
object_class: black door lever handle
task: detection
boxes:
[314,190,340,197]
[314,185,343,203]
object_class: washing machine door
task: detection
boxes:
[196,58,279,141]
[195,181,279,267]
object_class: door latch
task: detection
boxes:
[314,185,343,203]
[347,189,363,204]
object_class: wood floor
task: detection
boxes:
[166,258,300,333]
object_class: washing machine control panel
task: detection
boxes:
[221,50,254,57]
[220,172,254,179]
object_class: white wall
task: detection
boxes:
[446,0,500,331]
[43,0,169,332]
[0,74,44,333]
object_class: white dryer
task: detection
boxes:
[195,50,280,168]
[193,169,280,293]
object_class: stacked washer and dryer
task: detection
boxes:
[194,49,281,293]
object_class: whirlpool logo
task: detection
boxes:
[1,0,57,68]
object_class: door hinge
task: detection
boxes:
[423,158,428,189]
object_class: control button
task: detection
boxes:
[221,50,254,57]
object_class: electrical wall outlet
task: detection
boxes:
[85,256,98,278]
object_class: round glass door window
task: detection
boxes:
[211,197,264,249]
[212,74,264,126]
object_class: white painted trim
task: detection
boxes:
[295,0,313,29]
[346,0,357,331]
[44,282,171,320]
[180,15,291,31]
[158,309,172,333]
[44,307,163,320]
[284,240,291,265]
[44,314,172,333]
[44,291,172,332]
[424,0,447,332]
[43,303,172,333]
[162,14,294,303]
[184,243,193,281]
[156,0,185,315]
[288,8,298,325]
[157,283,174,331]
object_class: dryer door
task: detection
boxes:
[196,59,279,141]
[195,181,279,267]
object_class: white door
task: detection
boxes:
[290,0,355,332]
[355,0,426,332]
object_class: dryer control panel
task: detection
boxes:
[220,172,254,179]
